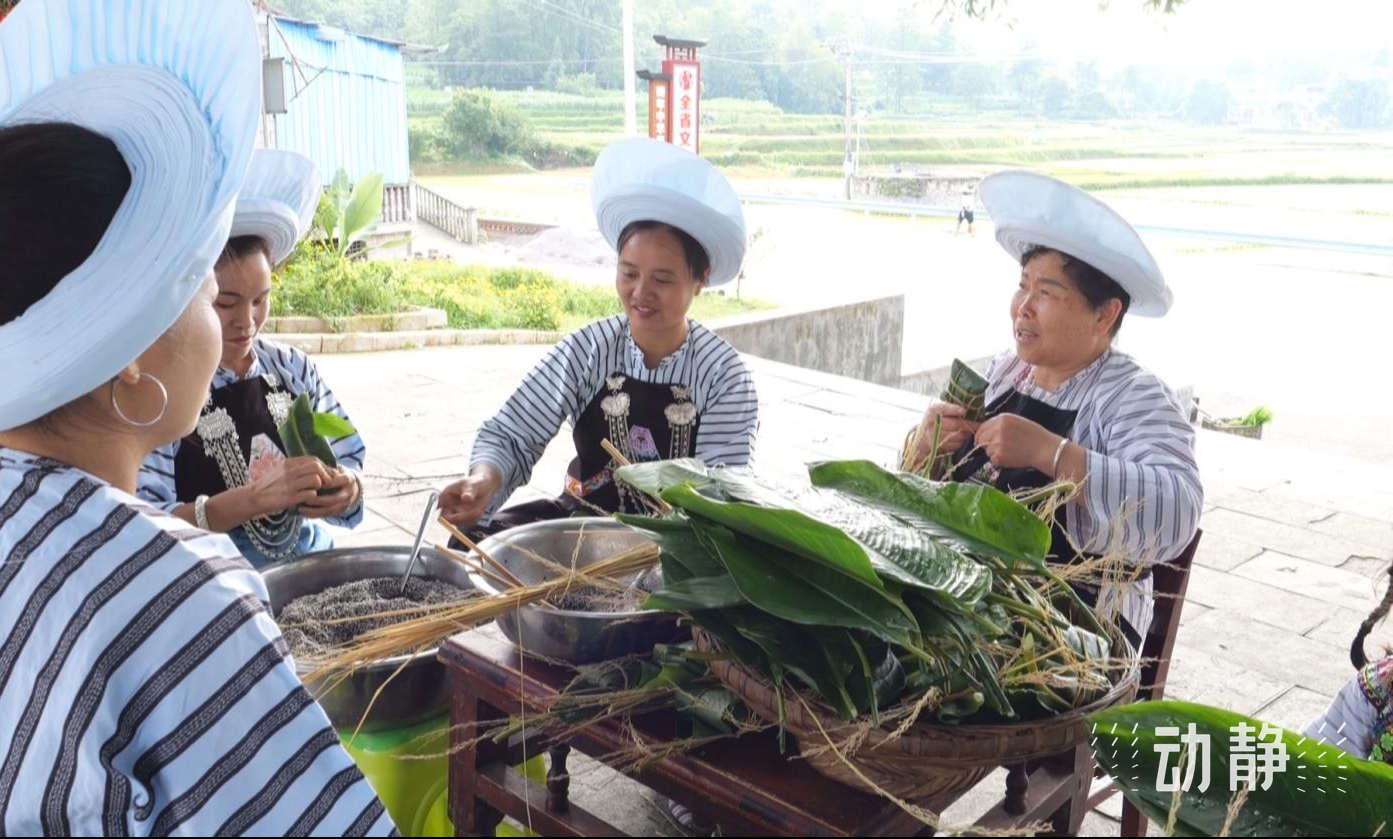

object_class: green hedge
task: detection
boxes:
[271,244,764,333]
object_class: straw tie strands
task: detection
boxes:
[309,541,661,681]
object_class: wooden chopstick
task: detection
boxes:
[433,542,514,592]
[436,516,528,590]
[601,438,674,515]
[433,540,559,611]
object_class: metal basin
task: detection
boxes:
[472,518,685,664]
[261,546,476,733]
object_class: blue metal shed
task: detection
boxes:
[265,16,411,186]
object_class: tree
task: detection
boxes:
[876,6,925,115]
[772,22,842,114]
[952,63,1000,108]
[1007,59,1048,114]
[441,90,538,158]
[1322,75,1393,129]
[1040,76,1073,115]
[1185,79,1232,125]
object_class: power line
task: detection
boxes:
[704,54,839,66]
[512,0,621,37]
[413,57,623,67]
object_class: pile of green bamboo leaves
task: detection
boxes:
[615,458,1121,726]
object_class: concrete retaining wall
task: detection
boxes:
[709,295,905,387]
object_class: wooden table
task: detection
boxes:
[442,625,1093,837]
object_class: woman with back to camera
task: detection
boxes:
[0,0,391,833]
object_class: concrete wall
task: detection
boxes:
[897,355,995,399]
[709,295,905,387]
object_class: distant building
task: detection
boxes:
[255,6,439,241]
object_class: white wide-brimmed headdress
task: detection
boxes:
[591,138,747,286]
[230,149,322,267]
[0,0,261,431]
[980,170,1171,317]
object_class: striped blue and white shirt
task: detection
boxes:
[0,449,394,836]
[471,315,759,520]
[985,348,1203,636]
[138,338,366,529]
[1305,671,1380,758]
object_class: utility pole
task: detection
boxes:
[622,0,637,135]
[841,44,854,200]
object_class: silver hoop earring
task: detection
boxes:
[111,373,169,428]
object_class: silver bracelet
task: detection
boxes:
[1050,437,1070,477]
[194,494,211,530]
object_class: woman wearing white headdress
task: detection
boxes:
[0,1,390,834]
[439,138,759,537]
[907,171,1203,649]
[138,150,368,568]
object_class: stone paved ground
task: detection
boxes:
[315,343,1393,836]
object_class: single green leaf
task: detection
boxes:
[614,459,720,499]
[311,411,356,440]
[662,484,884,590]
[339,172,384,254]
[614,513,726,580]
[642,575,745,611]
[809,460,1050,568]
[1089,700,1393,837]
[700,468,993,605]
[277,404,307,458]
[290,393,338,469]
[782,484,993,605]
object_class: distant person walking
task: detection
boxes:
[956,186,977,235]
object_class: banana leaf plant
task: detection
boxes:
[314,169,385,258]
[616,459,1117,725]
[1090,700,1393,836]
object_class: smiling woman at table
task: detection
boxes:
[908,171,1203,648]
[439,138,759,540]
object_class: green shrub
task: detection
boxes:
[442,90,539,159]
[272,244,411,319]
[501,280,563,331]
[409,124,448,164]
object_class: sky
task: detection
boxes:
[910,0,1393,74]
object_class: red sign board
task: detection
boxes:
[648,79,670,142]
[662,59,700,154]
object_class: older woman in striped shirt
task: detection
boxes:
[910,171,1203,648]
[0,1,390,834]
[440,138,759,538]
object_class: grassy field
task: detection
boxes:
[409,88,1393,189]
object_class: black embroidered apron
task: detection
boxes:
[175,375,286,500]
[175,374,316,565]
[457,374,700,543]
[950,388,1146,649]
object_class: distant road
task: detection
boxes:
[736,192,1393,258]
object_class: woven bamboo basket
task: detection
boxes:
[694,627,1139,800]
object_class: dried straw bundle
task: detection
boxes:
[307,542,660,681]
